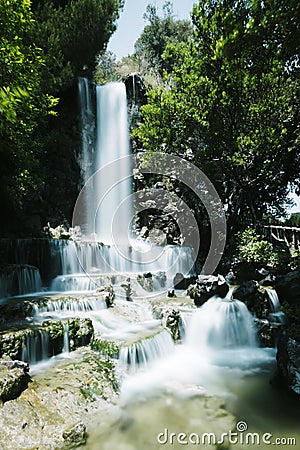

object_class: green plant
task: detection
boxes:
[236,227,275,266]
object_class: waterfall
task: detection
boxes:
[94,82,133,243]
[0,265,42,298]
[22,330,50,365]
[266,288,285,325]
[266,288,281,312]
[119,330,174,370]
[62,323,70,353]
[36,296,107,315]
[186,292,257,350]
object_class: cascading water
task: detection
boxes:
[119,329,174,370]
[185,293,257,350]
[266,288,281,312]
[94,82,133,243]
[22,330,50,365]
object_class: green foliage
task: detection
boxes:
[91,338,119,359]
[0,0,58,234]
[285,213,300,228]
[32,0,124,93]
[94,51,120,84]
[135,0,300,236]
[0,0,124,236]
[236,227,275,265]
[133,1,193,81]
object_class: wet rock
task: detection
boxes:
[167,289,176,298]
[96,284,115,307]
[0,348,120,449]
[255,319,274,347]
[276,334,300,396]
[188,275,229,307]
[0,299,35,329]
[121,278,133,301]
[275,268,300,305]
[0,357,31,403]
[42,320,65,355]
[173,273,196,290]
[234,280,269,318]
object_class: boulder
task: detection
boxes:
[188,275,229,307]
[275,269,300,305]
[234,280,269,318]
[0,357,31,403]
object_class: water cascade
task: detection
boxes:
[73,78,195,289]
[36,296,107,316]
[266,288,285,326]
[94,82,133,243]
[119,329,174,370]
[266,288,281,312]
[186,293,257,350]
[22,330,50,365]
[0,265,42,298]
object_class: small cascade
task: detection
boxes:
[178,309,194,340]
[51,274,98,292]
[36,296,107,315]
[266,288,285,326]
[62,323,70,353]
[119,329,174,370]
[22,330,50,365]
[266,288,281,312]
[186,293,257,350]
[0,265,42,298]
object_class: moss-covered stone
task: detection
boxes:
[91,337,119,359]
[42,320,65,355]
[0,329,27,360]
[68,318,94,350]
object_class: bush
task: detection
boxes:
[236,227,276,266]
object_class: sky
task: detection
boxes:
[107,0,299,215]
[108,0,197,60]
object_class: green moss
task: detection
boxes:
[91,338,119,359]
[42,320,64,340]
[0,330,27,360]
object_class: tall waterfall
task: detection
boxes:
[94,83,133,243]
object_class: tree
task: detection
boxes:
[32,0,124,94]
[0,0,57,234]
[133,1,193,82]
[135,0,300,237]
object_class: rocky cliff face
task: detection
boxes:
[276,334,300,396]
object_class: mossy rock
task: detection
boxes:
[0,329,27,360]
[68,318,94,350]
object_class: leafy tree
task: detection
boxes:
[94,51,119,84]
[135,0,300,238]
[32,0,124,94]
[0,0,57,234]
[133,1,193,82]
